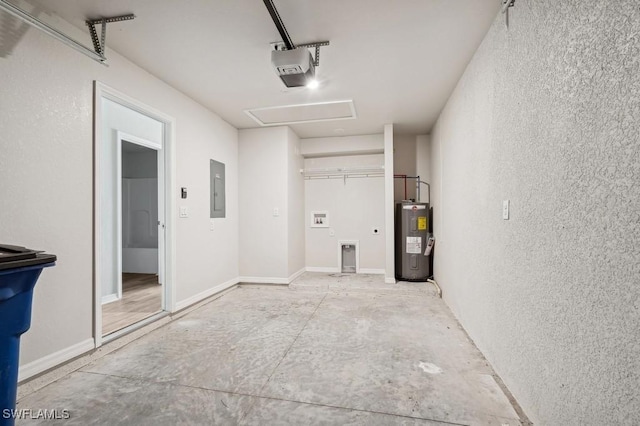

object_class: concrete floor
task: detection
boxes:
[17,273,527,425]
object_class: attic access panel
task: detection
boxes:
[210,159,225,218]
[244,100,356,126]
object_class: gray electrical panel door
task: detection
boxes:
[395,202,430,281]
[210,159,225,218]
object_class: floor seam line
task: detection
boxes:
[238,291,329,423]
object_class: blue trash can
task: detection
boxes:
[0,245,56,426]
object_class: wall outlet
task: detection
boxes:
[179,206,189,218]
[210,219,215,231]
[372,227,380,235]
[502,200,510,220]
[273,208,279,217]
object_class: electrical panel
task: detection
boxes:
[210,159,226,218]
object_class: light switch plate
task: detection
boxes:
[329,229,335,237]
[179,206,189,218]
[273,208,279,217]
[210,219,215,231]
[502,200,509,220]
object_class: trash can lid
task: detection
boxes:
[0,245,56,271]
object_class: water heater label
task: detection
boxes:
[406,237,422,254]
[418,217,427,230]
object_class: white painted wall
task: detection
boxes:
[286,128,305,278]
[430,1,640,424]
[238,127,288,280]
[0,6,238,375]
[415,135,431,204]
[238,126,305,282]
[393,135,417,201]
[300,134,384,157]
[304,154,385,272]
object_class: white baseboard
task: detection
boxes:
[101,293,119,305]
[174,277,239,312]
[358,268,385,274]
[385,277,397,284]
[238,276,289,285]
[305,266,340,273]
[18,338,95,382]
[287,268,306,283]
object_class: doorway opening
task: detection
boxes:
[102,140,163,335]
[94,82,175,347]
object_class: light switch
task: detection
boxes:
[210,218,215,231]
[329,229,335,237]
[502,200,509,220]
[180,206,189,218]
[273,208,279,217]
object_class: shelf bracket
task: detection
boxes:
[85,14,135,59]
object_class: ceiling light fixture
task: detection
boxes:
[262,0,329,88]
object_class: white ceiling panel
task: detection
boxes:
[24,0,500,137]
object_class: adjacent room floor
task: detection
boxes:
[18,273,527,425]
[102,273,162,336]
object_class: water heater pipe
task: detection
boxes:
[419,181,431,205]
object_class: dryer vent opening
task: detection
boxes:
[341,244,356,273]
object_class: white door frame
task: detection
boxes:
[93,81,177,348]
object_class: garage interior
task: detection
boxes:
[0,0,638,425]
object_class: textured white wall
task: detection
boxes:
[415,135,430,204]
[430,1,640,424]
[0,8,239,370]
[286,128,305,278]
[238,127,288,279]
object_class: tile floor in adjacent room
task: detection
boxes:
[17,273,527,425]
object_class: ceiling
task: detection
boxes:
[29,0,499,138]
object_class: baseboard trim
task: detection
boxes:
[101,293,119,305]
[287,268,306,283]
[305,267,340,273]
[385,277,397,284]
[238,276,289,285]
[358,268,385,274]
[18,338,95,382]
[174,277,239,312]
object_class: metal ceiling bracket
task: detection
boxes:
[501,0,515,13]
[501,0,515,28]
[85,14,135,59]
[298,41,330,67]
[0,0,106,64]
